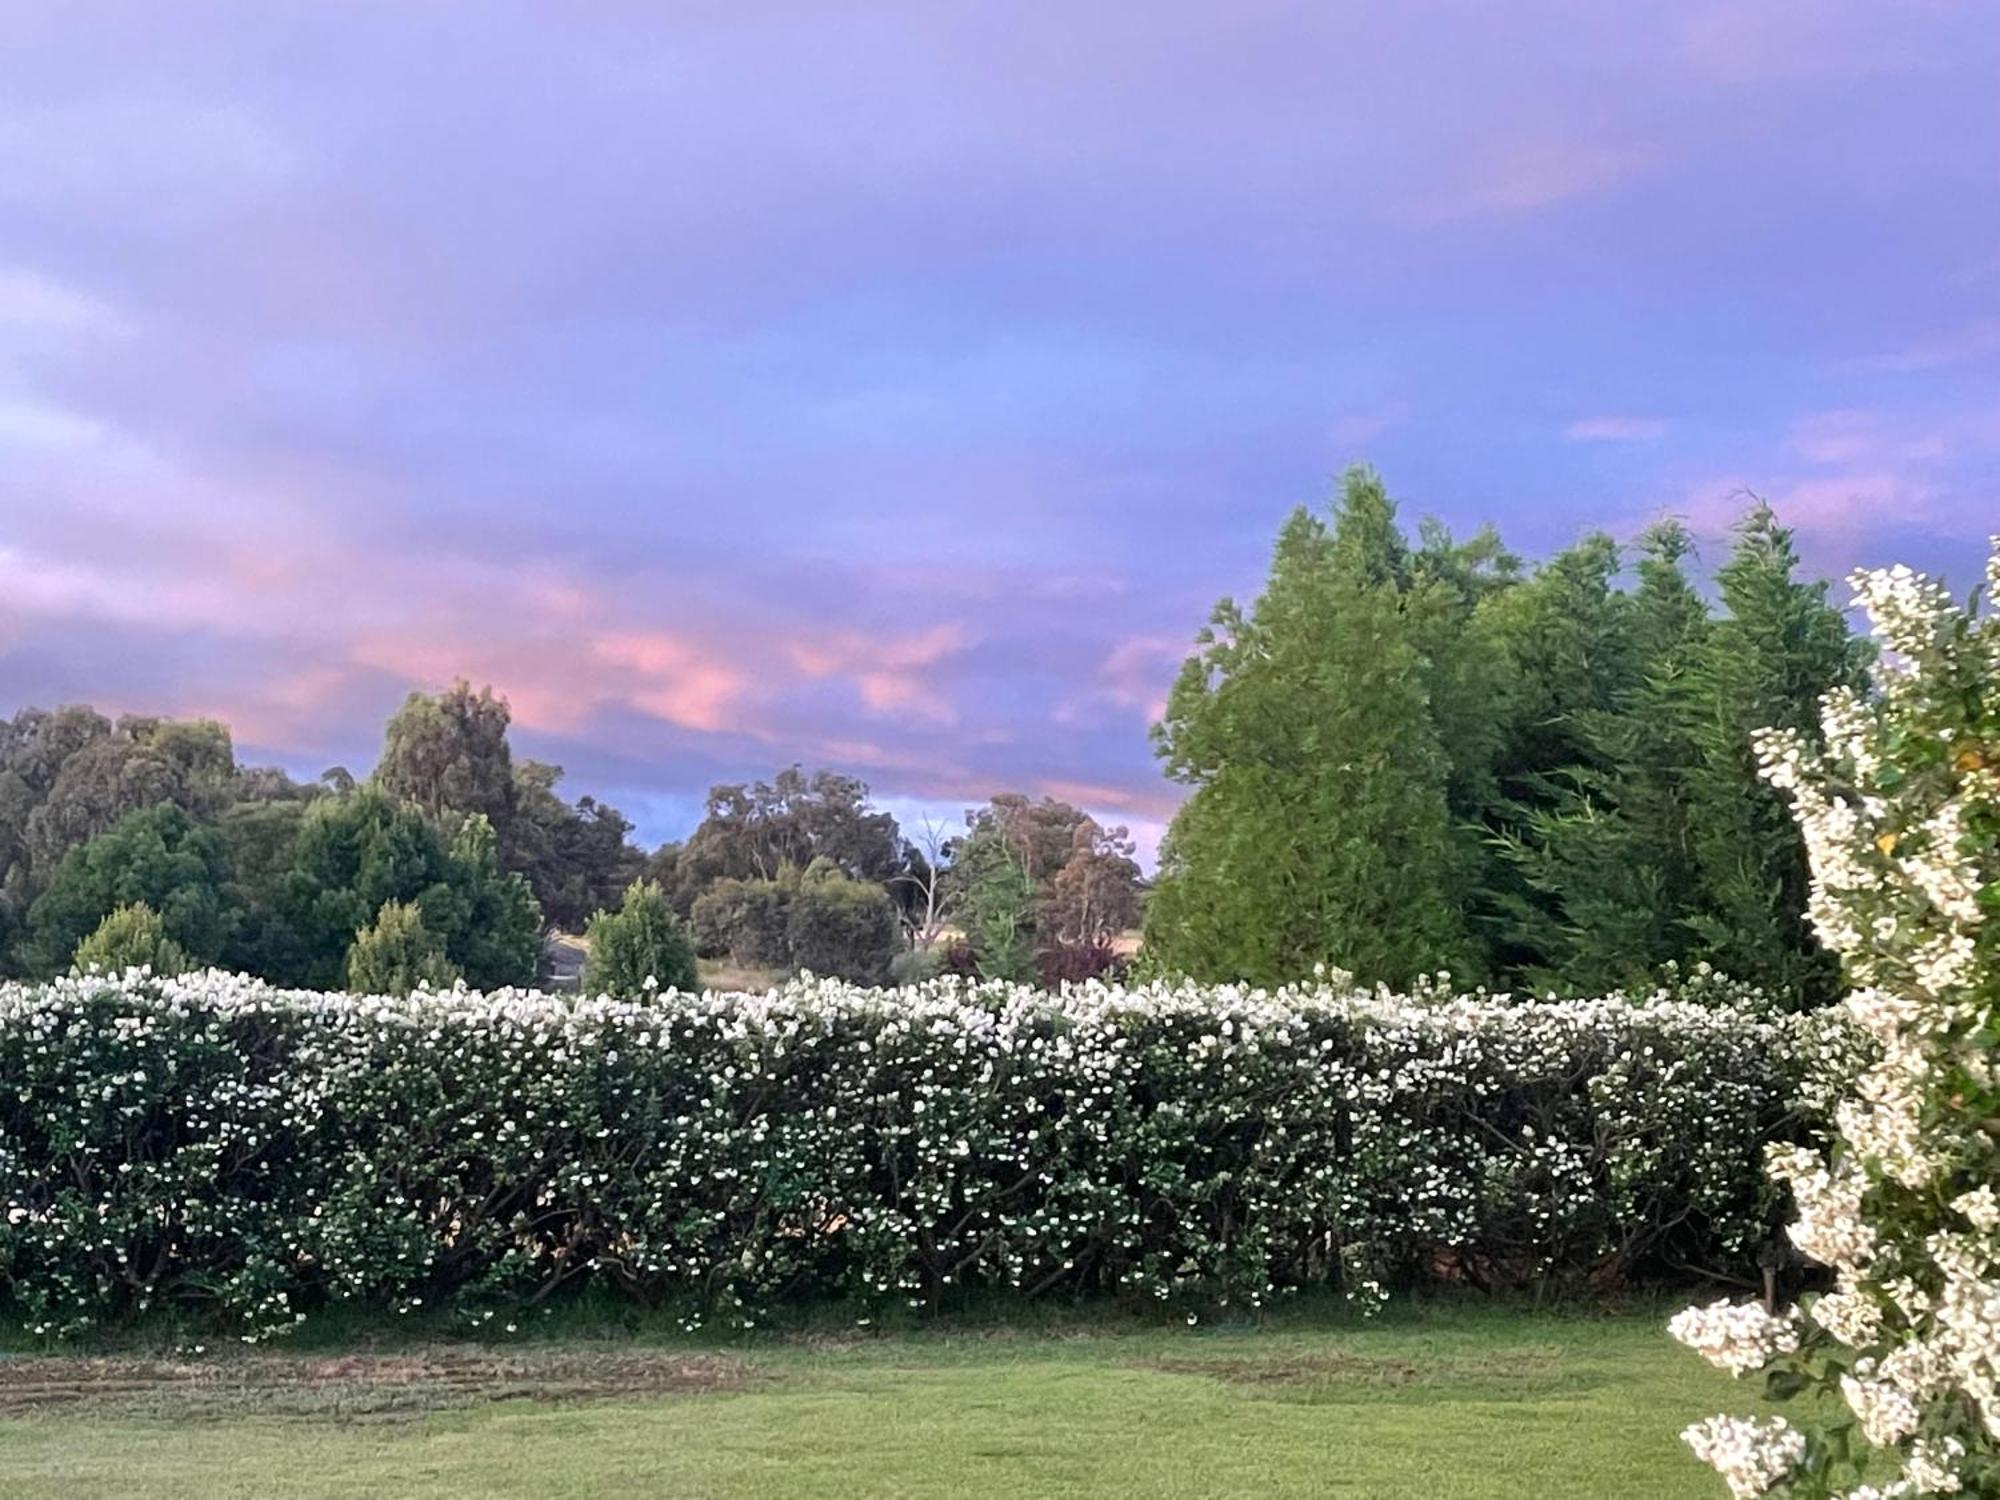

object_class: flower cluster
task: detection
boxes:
[0,967,1842,1341]
[1677,538,2000,1499]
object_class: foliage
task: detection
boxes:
[507,759,642,933]
[277,788,540,991]
[949,795,1143,977]
[1671,542,2000,1498]
[955,836,1039,982]
[0,708,237,919]
[690,874,797,968]
[783,867,901,984]
[1037,938,1126,987]
[374,680,516,834]
[433,814,543,991]
[21,804,231,977]
[581,879,698,997]
[69,902,194,978]
[888,945,947,986]
[1494,523,1710,993]
[1680,505,1873,1008]
[0,968,1853,1341]
[343,899,461,995]
[1145,469,1485,986]
[674,766,910,904]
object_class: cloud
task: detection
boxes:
[0,399,106,451]
[1787,409,1947,466]
[1402,137,1656,224]
[1678,0,1954,83]
[1329,402,1410,448]
[1855,319,2000,374]
[1566,415,1669,443]
[0,267,120,331]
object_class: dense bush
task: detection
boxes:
[70,902,193,977]
[23,804,230,976]
[1673,547,2000,1498]
[581,879,698,996]
[0,969,1857,1341]
[784,873,900,984]
[343,899,460,994]
[689,867,900,984]
[689,876,794,968]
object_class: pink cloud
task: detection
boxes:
[787,620,967,726]
[593,631,748,733]
[1099,634,1182,726]
[1788,409,1948,467]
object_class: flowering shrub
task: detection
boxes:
[0,969,1846,1343]
[1673,543,2000,1498]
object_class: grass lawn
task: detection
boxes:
[0,1303,1762,1498]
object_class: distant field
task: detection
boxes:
[0,1305,1759,1499]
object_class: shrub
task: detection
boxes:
[689,876,793,968]
[70,902,194,977]
[888,946,946,986]
[582,879,698,996]
[784,872,899,984]
[1672,546,2000,1498]
[23,804,230,977]
[1038,939,1126,988]
[0,969,1851,1341]
[344,899,460,995]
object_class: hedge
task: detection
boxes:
[0,970,1861,1340]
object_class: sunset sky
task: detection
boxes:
[3,3,1997,857]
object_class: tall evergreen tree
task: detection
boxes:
[1475,533,1636,979]
[1494,523,1710,992]
[1143,469,1482,986]
[1681,504,1872,1005]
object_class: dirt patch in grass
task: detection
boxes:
[1139,1348,1563,1389]
[0,1347,753,1423]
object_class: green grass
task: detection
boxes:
[0,1303,1763,1498]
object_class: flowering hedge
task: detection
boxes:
[0,969,1852,1342]
[1673,543,2000,1499]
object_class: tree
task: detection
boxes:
[22,803,232,977]
[19,713,235,889]
[689,875,795,969]
[71,902,194,978]
[1143,469,1483,986]
[1474,532,1634,977]
[582,879,698,997]
[374,681,516,835]
[1042,817,1142,948]
[1494,522,1711,992]
[890,817,958,951]
[506,759,643,933]
[1681,503,1872,1006]
[344,899,461,994]
[436,813,543,989]
[784,866,900,984]
[214,797,315,981]
[954,833,1039,983]
[674,766,908,902]
[277,787,540,991]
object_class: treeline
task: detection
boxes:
[1143,469,1870,1007]
[0,689,1143,993]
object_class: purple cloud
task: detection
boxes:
[2,2,1997,850]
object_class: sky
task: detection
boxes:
[2,2,1997,859]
